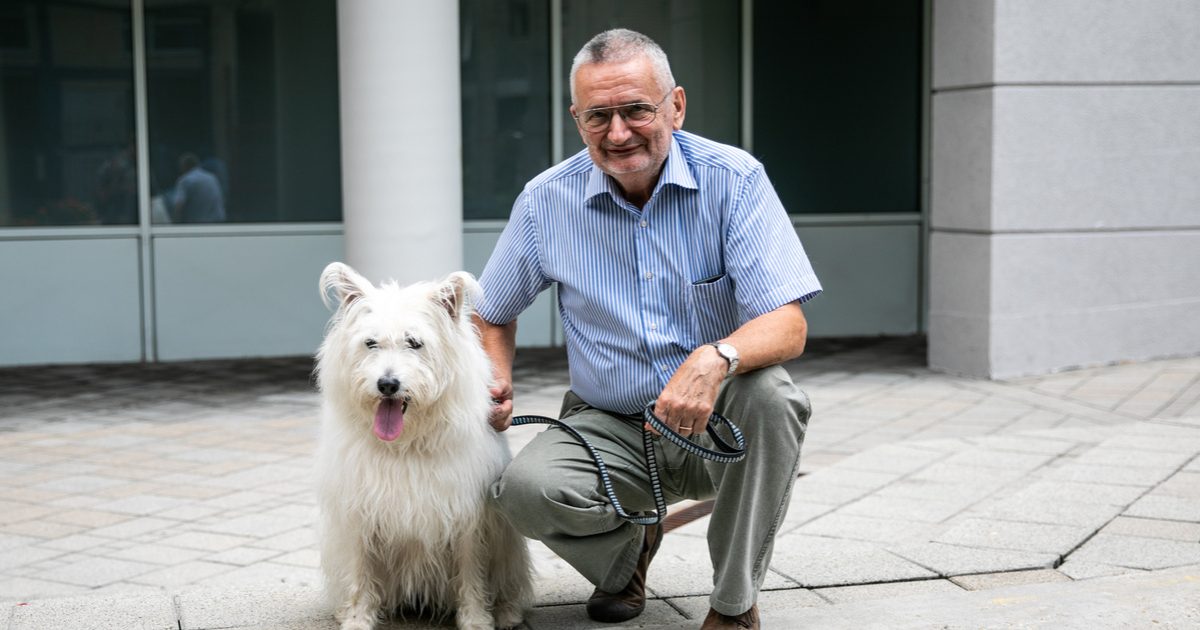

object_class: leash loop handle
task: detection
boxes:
[511,402,746,526]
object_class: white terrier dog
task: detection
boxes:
[315,262,532,630]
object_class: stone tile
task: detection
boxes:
[668,587,827,621]
[643,534,795,598]
[1068,533,1200,570]
[249,526,316,552]
[526,599,684,629]
[1056,559,1144,580]
[1074,447,1194,470]
[197,512,301,538]
[794,513,933,544]
[840,494,971,524]
[1041,463,1177,487]
[7,591,178,630]
[769,535,936,587]
[968,496,1123,528]
[157,531,255,552]
[0,576,89,601]
[87,516,176,540]
[204,546,282,566]
[933,518,1094,554]
[1124,495,1200,522]
[814,578,964,603]
[35,555,158,588]
[42,509,130,529]
[1153,471,1200,499]
[105,543,208,566]
[175,585,333,630]
[272,549,320,568]
[1005,480,1148,508]
[193,561,322,589]
[91,494,193,516]
[129,560,234,588]
[0,520,85,539]
[949,568,1072,590]
[0,545,63,572]
[886,541,1059,576]
[1101,516,1200,541]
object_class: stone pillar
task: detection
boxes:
[337,0,462,284]
[929,0,1200,377]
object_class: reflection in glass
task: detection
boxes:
[460,0,551,220]
[560,0,741,156]
[145,0,341,223]
[754,0,922,214]
[0,1,136,226]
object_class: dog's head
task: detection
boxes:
[316,262,483,442]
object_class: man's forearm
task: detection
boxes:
[719,301,808,375]
[474,314,517,383]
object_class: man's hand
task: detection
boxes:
[488,379,515,431]
[650,345,727,436]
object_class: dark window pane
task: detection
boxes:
[460,0,551,220]
[145,0,341,223]
[0,1,136,227]
[561,0,741,156]
[754,0,922,215]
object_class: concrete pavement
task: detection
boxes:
[2,336,1198,628]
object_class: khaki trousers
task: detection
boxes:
[491,366,810,615]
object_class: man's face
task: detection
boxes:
[570,57,685,190]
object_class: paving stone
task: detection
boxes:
[34,555,158,588]
[0,545,63,572]
[1005,480,1148,508]
[824,444,947,474]
[1056,559,1145,580]
[158,531,256,552]
[197,513,301,538]
[794,513,933,544]
[1068,533,1200,570]
[794,467,902,490]
[1074,447,1194,470]
[130,560,234,588]
[769,535,936,587]
[643,534,795,598]
[1153,471,1200,498]
[840,494,971,523]
[962,435,1078,456]
[1123,494,1200,522]
[0,576,89,601]
[949,568,1072,590]
[933,518,1094,555]
[527,599,685,629]
[205,546,283,566]
[1041,463,1177,487]
[968,496,1123,528]
[37,534,111,552]
[105,543,208,565]
[886,541,1059,577]
[7,591,177,630]
[1100,516,1200,541]
[814,578,964,603]
[668,587,827,620]
[176,584,333,629]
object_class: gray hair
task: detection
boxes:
[569,29,676,104]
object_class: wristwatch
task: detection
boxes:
[707,342,740,379]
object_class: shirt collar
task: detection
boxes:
[584,133,699,205]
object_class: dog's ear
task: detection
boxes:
[320,262,373,311]
[436,271,481,322]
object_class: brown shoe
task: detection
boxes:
[585,523,663,622]
[700,604,759,629]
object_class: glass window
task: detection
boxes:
[753,0,922,214]
[460,0,551,221]
[560,0,742,156]
[0,1,136,227]
[144,0,341,223]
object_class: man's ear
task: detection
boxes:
[671,86,686,131]
[435,271,481,322]
[320,262,373,311]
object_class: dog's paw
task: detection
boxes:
[493,603,525,629]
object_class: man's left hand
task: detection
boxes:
[650,345,728,437]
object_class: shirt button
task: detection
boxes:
[644,272,653,280]
[639,220,648,228]
[649,322,657,330]
[660,364,670,371]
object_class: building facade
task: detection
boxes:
[1,0,1196,378]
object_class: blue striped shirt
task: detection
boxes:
[478,130,822,414]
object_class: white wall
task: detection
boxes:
[929,0,1200,378]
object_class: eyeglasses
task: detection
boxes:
[573,88,674,133]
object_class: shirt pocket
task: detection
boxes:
[685,273,741,345]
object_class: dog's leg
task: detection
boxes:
[333,547,383,630]
[451,525,494,630]
[486,511,533,629]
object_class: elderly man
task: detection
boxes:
[475,28,821,629]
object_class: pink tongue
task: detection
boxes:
[373,399,405,441]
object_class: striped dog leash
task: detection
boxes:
[511,401,747,525]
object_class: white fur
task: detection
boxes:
[315,262,532,630]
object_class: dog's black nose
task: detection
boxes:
[377,376,400,397]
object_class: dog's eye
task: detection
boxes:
[364,339,378,349]
[405,336,423,350]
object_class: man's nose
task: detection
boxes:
[605,113,633,143]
